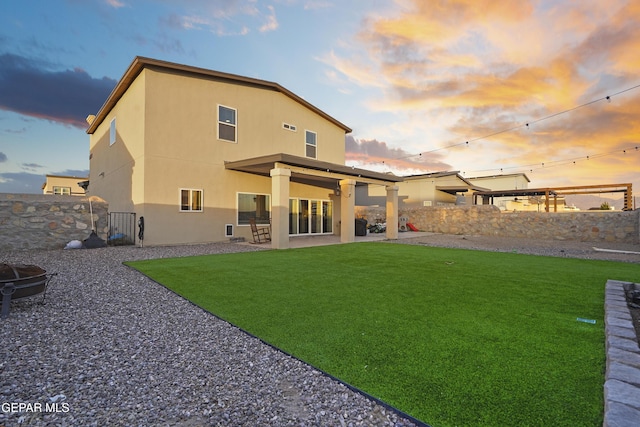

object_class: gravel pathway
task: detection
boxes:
[391,233,640,263]
[1,236,638,426]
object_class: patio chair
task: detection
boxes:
[249,218,271,244]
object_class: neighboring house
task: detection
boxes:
[467,173,536,211]
[86,57,402,248]
[466,173,530,192]
[42,174,88,196]
[468,173,573,212]
[356,171,488,208]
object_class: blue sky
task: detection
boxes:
[1,0,639,198]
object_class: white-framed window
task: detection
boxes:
[305,130,317,158]
[218,105,237,143]
[237,192,271,225]
[180,188,203,212]
[283,122,297,132]
[109,118,116,146]
[53,186,71,195]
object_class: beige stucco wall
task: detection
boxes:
[142,69,346,164]
[89,71,146,214]
[357,176,463,208]
[88,67,348,246]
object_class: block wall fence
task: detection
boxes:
[0,194,109,252]
[356,205,640,244]
[2,194,638,251]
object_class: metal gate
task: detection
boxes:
[107,212,136,246]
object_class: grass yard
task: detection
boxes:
[127,243,639,427]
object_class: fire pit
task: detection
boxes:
[0,264,56,319]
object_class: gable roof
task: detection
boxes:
[86,56,352,134]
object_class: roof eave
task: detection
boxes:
[225,153,403,183]
[87,56,352,134]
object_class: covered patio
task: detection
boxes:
[225,154,404,249]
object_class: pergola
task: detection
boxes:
[473,183,633,212]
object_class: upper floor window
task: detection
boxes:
[53,186,71,195]
[305,130,317,159]
[218,105,237,143]
[109,118,116,146]
[180,188,203,212]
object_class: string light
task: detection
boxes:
[465,145,639,176]
[384,82,640,163]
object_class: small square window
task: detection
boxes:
[180,189,203,212]
[53,186,71,195]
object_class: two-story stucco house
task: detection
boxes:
[86,57,401,248]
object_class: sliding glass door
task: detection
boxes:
[290,198,332,235]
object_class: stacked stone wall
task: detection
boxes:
[356,205,640,244]
[0,193,109,251]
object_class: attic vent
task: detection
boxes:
[283,123,297,132]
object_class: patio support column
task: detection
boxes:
[270,168,291,249]
[385,185,399,240]
[340,179,356,243]
[545,190,550,212]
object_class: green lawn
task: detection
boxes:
[127,243,639,427]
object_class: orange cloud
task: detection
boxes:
[331,0,639,192]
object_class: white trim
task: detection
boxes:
[305,129,317,159]
[236,192,272,226]
[288,197,333,235]
[217,104,237,143]
[179,188,204,212]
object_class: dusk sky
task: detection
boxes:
[1,0,638,198]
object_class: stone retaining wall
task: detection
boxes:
[0,193,109,251]
[356,205,640,244]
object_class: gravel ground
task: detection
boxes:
[1,236,638,427]
[392,233,640,263]
[1,243,420,427]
